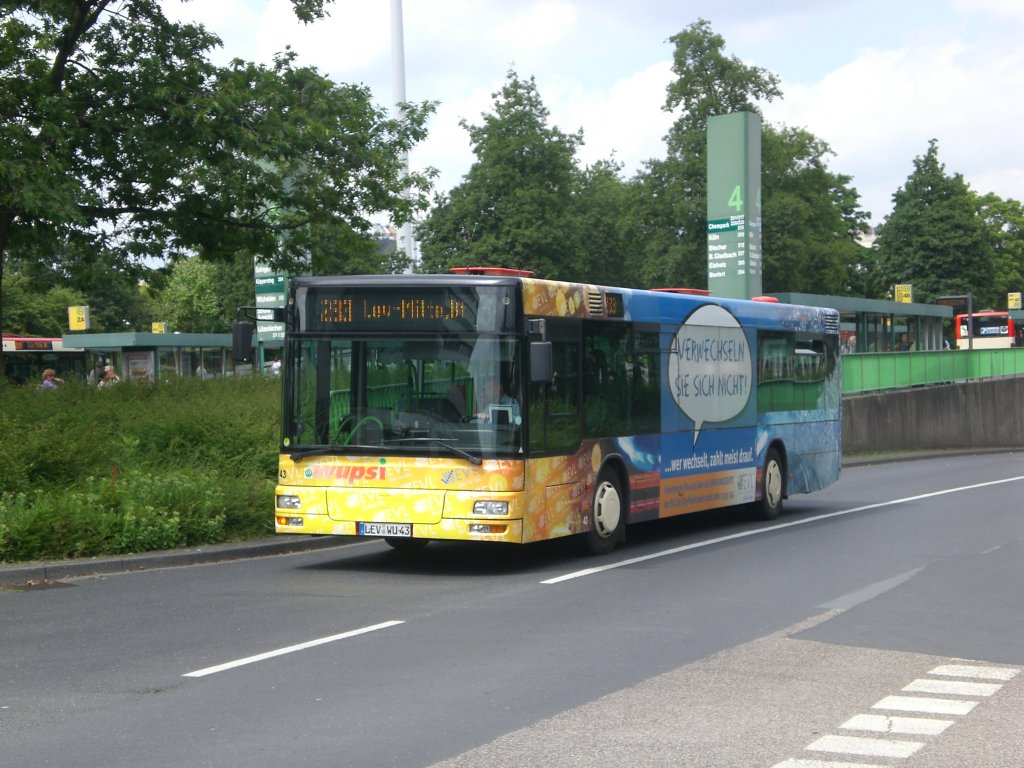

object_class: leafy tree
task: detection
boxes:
[634,19,867,295]
[1,0,435,373]
[5,242,152,332]
[208,252,257,330]
[633,19,781,290]
[875,139,994,305]
[153,257,223,333]
[0,271,87,336]
[760,125,869,295]
[417,71,582,278]
[976,193,1024,306]
[568,159,644,287]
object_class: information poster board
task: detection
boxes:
[706,112,762,300]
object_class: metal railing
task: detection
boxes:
[842,348,1024,395]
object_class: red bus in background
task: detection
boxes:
[953,311,1016,350]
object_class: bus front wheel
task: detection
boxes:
[751,447,785,521]
[584,469,625,555]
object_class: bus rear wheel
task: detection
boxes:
[751,447,785,521]
[583,469,625,555]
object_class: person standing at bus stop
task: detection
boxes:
[39,369,64,390]
[98,365,120,388]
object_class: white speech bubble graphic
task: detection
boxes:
[668,304,752,445]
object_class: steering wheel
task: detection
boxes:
[343,415,384,446]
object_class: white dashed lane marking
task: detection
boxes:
[182,620,405,678]
[902,678,1002,697]
[806,734,924,758]
[930,663,1019,680]
[872,695,978,715]
[770,662,1021,767]
[840,714,954,735]
[772,760,887,768]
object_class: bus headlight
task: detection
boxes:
[473,500,508,516]
[276,494,301,510]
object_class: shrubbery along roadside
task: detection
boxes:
[0,376,279,563]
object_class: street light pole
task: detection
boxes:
[391,0,416,271]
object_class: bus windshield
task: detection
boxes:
[283,334,524,459]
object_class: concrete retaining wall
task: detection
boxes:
[842,378,1024,453]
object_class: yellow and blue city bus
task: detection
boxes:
[262,268,841,555]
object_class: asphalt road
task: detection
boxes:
[2,452,1022,768]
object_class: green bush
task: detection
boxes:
[0,377,281,563]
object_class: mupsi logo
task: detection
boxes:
[304,465,387,481]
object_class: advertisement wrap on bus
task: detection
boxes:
[241,268,841,555]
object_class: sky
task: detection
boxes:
[161,0,1024,228]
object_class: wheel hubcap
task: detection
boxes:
[594,482,621,538]
[765,460,782,508]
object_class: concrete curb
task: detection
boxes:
[842,447,1019,467]
[0,535,350,587]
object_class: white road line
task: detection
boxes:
[772,760,886,768]
[929,663,1020,680]
[820,568,923,611]
[806,734,924,758]
[904,678,1002,697]
[183,620,405,678]
[540,475,1024,584]
[841,714,954,735]
[873,695,978,716]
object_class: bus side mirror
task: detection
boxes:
[232,320,254,362]
[530,341,553,383]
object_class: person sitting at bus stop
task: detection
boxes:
[472,377,520,424]
[39,368,64,390]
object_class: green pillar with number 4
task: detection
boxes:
[706,112,762,299]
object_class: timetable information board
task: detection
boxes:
[706,112,763,299]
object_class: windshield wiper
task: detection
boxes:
[288,445,348,461]
[290,439,484,465]
[387,437,483,465]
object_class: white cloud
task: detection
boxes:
[156,0,1024,227]
[764,30,1024,223]
[160,0,263,63]
[549,62,674,174]
[951,0,1024,19]
[254,0,388,73]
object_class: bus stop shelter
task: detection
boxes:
[768,293,954,353]
[61,332,238,382]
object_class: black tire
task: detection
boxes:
[583,469,625,555]
[384,536,429,552]
[751,446,785,520]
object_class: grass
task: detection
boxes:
[0,376,281,563]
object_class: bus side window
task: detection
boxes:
[630,329,661,433]
[583,322,628,437]
[529,339,580,453]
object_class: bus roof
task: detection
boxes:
[287,273,840,333]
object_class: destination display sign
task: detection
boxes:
[297,285,516,334]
